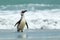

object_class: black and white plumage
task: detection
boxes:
[14,10,28,32]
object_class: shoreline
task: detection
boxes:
[0,29,60,40]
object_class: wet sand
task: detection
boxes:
[0,29,60,40]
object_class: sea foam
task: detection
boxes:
[0,9,60,29]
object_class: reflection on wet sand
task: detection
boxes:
[17,32,27,40]
[0,29,60,40]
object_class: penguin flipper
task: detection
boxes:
[26,21,28,29]
[14,19,21,26]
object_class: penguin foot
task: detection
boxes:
[17,29,23,32]
[21,30,23,32]
[17,29,20,32]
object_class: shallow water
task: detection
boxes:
[0,29,60,40]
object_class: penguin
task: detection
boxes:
[14,10,28,32]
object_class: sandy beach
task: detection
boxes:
[0,29,60,40]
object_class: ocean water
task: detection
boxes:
[0,0,60,30]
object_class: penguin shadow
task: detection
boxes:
[17,32,28,39]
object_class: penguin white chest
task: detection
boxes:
[19,18,26,29]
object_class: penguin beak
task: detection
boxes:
[21,10,27,13]
[24,10,27,13]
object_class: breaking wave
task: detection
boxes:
[0,4,60,29]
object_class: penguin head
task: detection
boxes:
[21,10,27,16]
